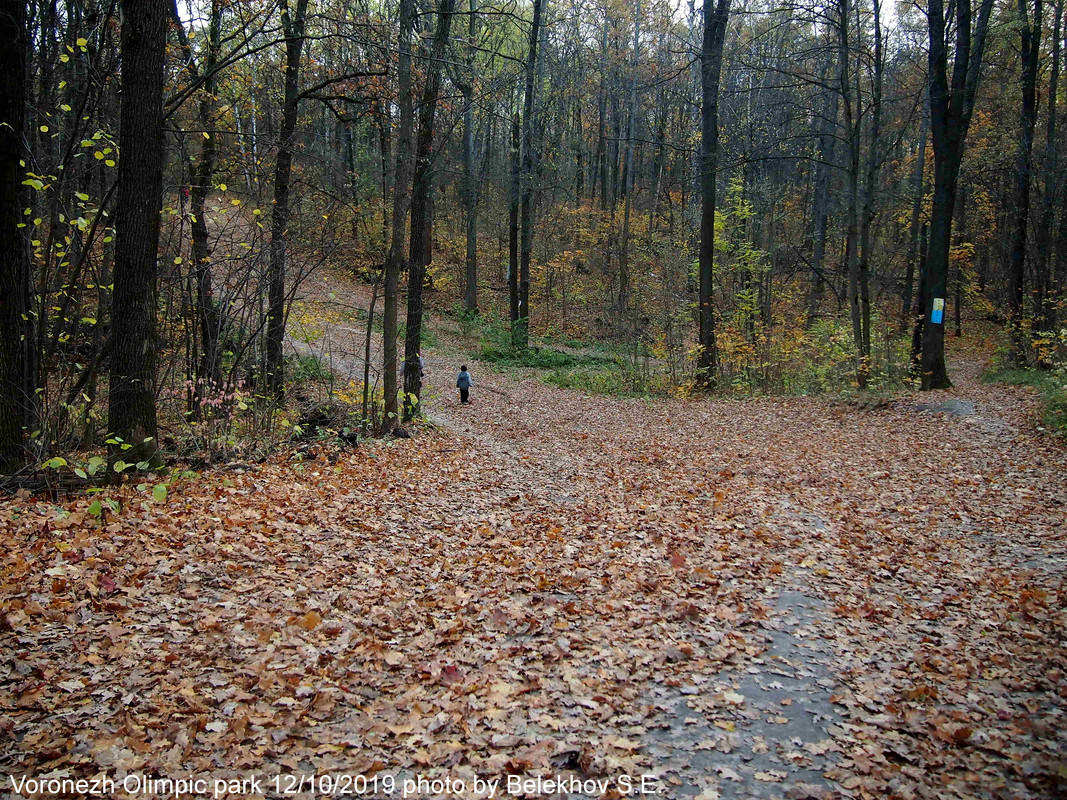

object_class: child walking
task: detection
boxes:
[456,365,473,405]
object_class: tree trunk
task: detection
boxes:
[172,0,224,394]
[954,187,967,337]
[463,0,479,313]
[404,0,457,420]
[919,0,995,389]
[903,98,929,329]
[509,111,521,342]
[806,58,838,326]
[595,17,609,209]
[617,0,641,313]
[1008,0,1042,365]
[383,0,416,425]
[109,0,167,467]
[0,0,32,473]
[696,0,731,388]
[265,0,309,400]
[518,0,545,348]
[837,0,865,388]
[1035,0,1061,333]
[857,0,883,385]
[376,99,392,252]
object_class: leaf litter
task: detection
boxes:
[1,345,1065,799]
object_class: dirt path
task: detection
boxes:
[3,302,1065,799]
[412,351,1066,798]
[290,278,1067,797]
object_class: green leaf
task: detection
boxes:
[87,499,102,518]
[74,467,87,479]
[152,484,168,503]
[113,460,127,473]
[44,456,68,469]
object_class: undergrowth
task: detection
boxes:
[983,368,1067,434]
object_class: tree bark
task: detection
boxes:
[1034,0,1061,333]
[265,0,309,400]
[903,97,929,328]
[806,56,838,327]
[0,0,33,473]
[404,0,456,420]
[383,0,416,425]
[517,0,545,349]
[109,0,167,466]
[697,0,730,388]
[857,0,884,385]
[172,0,224,395]
[509,111,521,343]
[462,0,479,314]
[617,0,641,313]
[1008,0,1042,364]
[919,0,994,389]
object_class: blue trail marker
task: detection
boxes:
[931,297,944,324]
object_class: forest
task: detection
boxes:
[1,0,1065,797]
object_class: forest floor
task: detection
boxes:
[2,274,1066,799]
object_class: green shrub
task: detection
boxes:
[289,354,332,383]
[481,342,577,369]
[542,366,634,395]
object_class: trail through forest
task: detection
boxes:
[2,297,1065,799]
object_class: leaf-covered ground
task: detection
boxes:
[2,340,1065,799]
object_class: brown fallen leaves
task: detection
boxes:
[1,352,1065,799]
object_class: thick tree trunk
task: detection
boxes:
[0,0,33,473]
[404,0,456,420]
[265,0,309,400]
[697,0,730,388]
[919,0,994,389]
[109,0,167,467]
